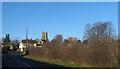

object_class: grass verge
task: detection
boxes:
[23,55,87,68]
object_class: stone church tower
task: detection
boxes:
[42,32,48,40]
[38,32,48,45]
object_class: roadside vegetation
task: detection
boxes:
[23,55,83,67]
[2,34,20,54]
[25,21,118,67]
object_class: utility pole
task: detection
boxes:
[25,27,28,40]
[25,27,28,54]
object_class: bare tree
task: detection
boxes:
[27,21,118,67]
[54,35,63,45]
[83,21,118,66]
[83,22,115,42]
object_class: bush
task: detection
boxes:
[28,22,118,67]
[28,38,118,67]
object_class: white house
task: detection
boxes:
[19,42,26,52]
[19,39,37,52]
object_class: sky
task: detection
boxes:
[2,2,118,41]
[1,0,120,2]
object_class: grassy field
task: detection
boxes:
[23,55,87,68]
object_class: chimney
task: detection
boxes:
[31,38,32,40]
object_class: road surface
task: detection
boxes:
[2,51,70,69]
[0,55,1,69]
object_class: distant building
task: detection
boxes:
[42,32,48,40]
[19,38,37,52]
[38,32,48,45]
[3,43,14,50]
[9,43,14,50]
[19,32,48,52]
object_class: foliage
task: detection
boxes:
[2,45,10,54]
[11,39,20,50]
[3,34,10,45]
[27,22,118,67]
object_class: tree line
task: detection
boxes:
[28,21,118,67]
[2,34,20,53]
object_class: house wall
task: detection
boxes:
[19,43,26,52]
[19,42,37,52]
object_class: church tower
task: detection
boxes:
[42,32,48,40]
[38,32,48,45]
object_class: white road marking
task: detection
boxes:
[23,62,31,67]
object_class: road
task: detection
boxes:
[0,55,1,69]
[2,51,69,69]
